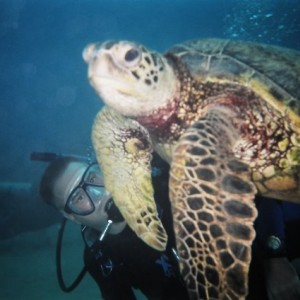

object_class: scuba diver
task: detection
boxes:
[37,152,188,300]
[33,151,300,300]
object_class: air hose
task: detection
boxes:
[56,218,88,292]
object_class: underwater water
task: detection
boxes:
[0,0,300,299]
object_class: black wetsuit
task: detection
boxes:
[83,156,189,300]
[247,197,300,299]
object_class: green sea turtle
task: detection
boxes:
[83,38,300,299]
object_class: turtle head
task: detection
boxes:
[83,41,179,117]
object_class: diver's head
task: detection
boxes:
[40,157,125,234]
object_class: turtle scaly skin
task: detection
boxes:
[83,39,300,299]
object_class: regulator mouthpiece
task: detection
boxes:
[104,198,124,223]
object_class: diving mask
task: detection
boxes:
[64,163,110,216]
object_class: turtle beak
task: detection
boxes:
[83,43,114,83]
[82,43,101,64]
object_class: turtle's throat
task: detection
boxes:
[135,95,180,136]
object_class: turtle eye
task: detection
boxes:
[125,48,140,62]
[121,47,141,68]
[112,43,142,69]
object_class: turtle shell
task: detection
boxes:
[167,38,300,128]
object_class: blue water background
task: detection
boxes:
[0,1,300,299]
[1,0,300,185]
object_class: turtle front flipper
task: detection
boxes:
[92,107,167,251]
[170,109,257,300]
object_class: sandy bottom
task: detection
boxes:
[0,223,146,300]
